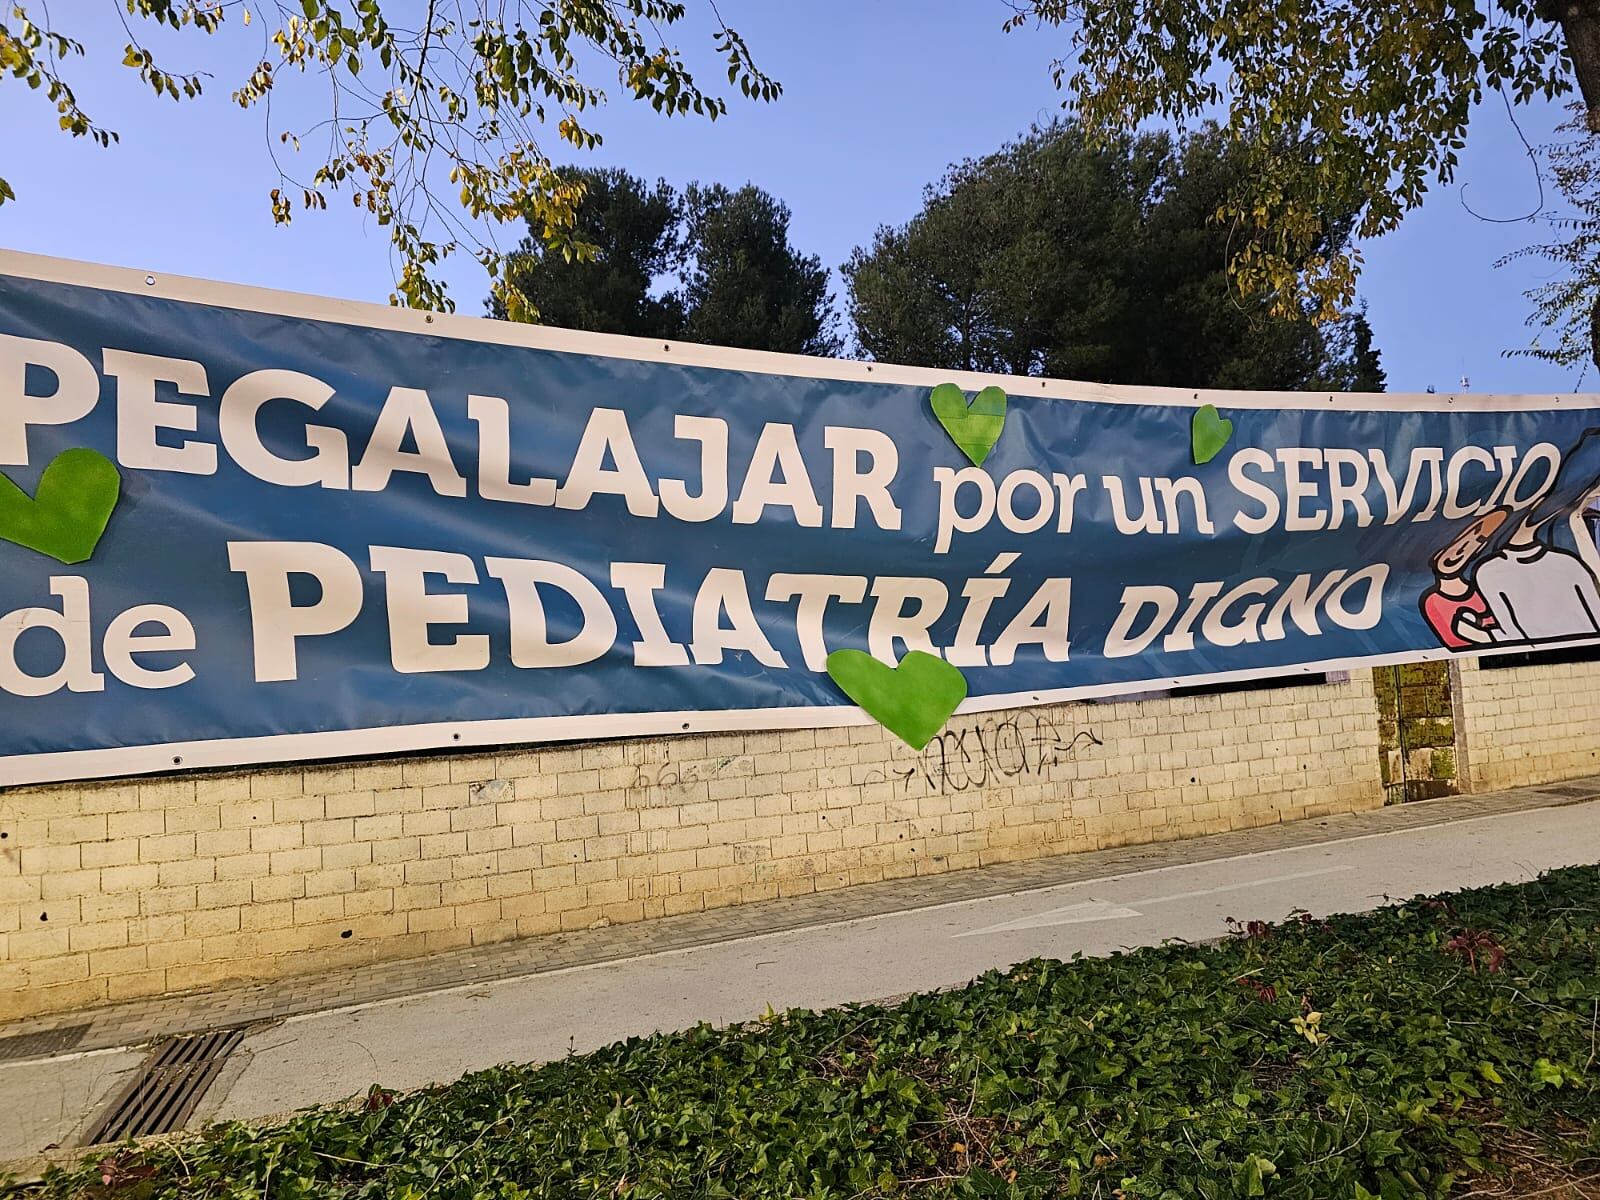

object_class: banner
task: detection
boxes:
[2,249,1599,785]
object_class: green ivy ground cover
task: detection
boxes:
[16,864,1600,1200]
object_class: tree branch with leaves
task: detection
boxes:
[0,0,778,313]
[1502,103,1600,374]
[1006,1,1577,333]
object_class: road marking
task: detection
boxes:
[1135,865,1355,907]
[952,900,1145,933]
[0,1043,138,1073]
[954,865,1354,937]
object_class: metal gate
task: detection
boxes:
[1374,663,1459,803]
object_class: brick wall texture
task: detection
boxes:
[4,675,1388,1020]
[1455,656,1600,792]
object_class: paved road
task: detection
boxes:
[6,798,1600,1164]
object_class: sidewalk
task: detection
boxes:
[5,776,1600,1167]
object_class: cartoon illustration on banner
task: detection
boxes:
[1419,428,1600,650]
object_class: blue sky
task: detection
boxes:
[0,1,1586,394]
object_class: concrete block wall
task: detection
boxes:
[1454,655,1600,792]
[0,675,1383,1021]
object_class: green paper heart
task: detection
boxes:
[825,648,968,750]
[0,448,122,564]
[930,382,1007,467]
[1191,403,1233,465]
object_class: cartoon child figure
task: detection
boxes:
[1475,508,1600,642]
[1420,510,1506,648]
[1471,427,1600,644]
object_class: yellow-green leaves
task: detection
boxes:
[2,1,778,312]
[1288,1009,1328,1047]
[1017,0,1574,324]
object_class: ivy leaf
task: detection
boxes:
[1531,1058,1566,1089]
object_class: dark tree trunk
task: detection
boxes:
[1540,4,1600,369]
[1591,291,1600,373]
[1541,1,1600,132]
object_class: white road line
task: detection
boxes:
[0,1044,137,1073]
[952,901,1144,935]
[1134,864,1355,907]
[955,865,1355,937]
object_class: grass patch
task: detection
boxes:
[15,865,1600,1199]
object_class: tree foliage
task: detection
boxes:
[496,168,838,355]
[844,123,1385,391]
[678,182,839,356]
[1503,103,1600,374]
[492,167,685,338]
[1005,1,1575,328]
[0,2,778,312]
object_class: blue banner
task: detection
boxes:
[3,251,1599,784]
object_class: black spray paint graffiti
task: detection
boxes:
[624,754,741,808]
[866,712,1103,797]
[620,712,1102,808]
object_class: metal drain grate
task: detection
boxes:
[0,1023,90,1062]
[81,1028,248,1145]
